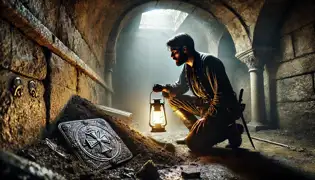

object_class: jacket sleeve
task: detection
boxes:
[202,58,229,119]
[165,66,189,95]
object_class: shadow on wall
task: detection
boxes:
[218,32,250,122]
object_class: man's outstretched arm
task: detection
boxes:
[165,66,189,96]
[153,66,189,97]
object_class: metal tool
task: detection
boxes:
[45,138,69,159]
[238,89,256,150]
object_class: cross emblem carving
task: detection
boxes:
[85,130,112,153]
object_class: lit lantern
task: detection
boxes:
[149,92,167,132]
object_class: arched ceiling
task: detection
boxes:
[66,0,287,65]
[253,0,292,49]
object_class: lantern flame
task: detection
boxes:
[150,108,166,126]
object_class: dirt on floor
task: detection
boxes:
[10,95,183,180]
[3,96,315,180]
[13,138,180,180]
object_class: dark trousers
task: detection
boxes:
[167,94,234,152]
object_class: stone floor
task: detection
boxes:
[144,123,315,180]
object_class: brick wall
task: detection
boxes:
[0,0,107,149]
[275,0,315,137]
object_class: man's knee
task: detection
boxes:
[185,132,216,153]
[185,124,228,153]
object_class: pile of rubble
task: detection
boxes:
[0,96,183,179]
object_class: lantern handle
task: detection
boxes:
[150,91,165,104]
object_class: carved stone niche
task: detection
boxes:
[0,70,45,150]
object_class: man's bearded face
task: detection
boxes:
[170,47,188,66]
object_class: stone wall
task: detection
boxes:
[274,0,315,136]
[0,1,108,149]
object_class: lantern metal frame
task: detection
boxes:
[149,91,168,132]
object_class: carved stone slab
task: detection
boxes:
[58,118,133,170]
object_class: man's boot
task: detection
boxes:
[174,109,197,145]
[226,123,244,148]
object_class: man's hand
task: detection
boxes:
[152,84,164,92]
[191,117,207,134]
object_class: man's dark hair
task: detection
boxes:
[166,33,195,51]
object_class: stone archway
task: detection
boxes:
[104,0,253,106]
[105,0,253,66]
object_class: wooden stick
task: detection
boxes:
[252,136,291,148]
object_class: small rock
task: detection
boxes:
[65,165,74,174]
[16,149,36,162]
[289,147,297,151]
[190,163,199,166]
[136,160,159,180]
[297,148,306,152]
[80,173,94,179]
[181,167,201,179]
[108,175,121,179]
[0,150,65,179]
[122,172,135,178]
[123,167,134,172]
[156,164,171,169]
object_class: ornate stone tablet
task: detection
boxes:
[58,118,133,169]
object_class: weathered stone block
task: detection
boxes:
[293,24,315,57]
[77,71,93,102]
[95,83,107,105]
[277,74,315,102]
[277,101,315,136]
[281,0,315,34]
[224,0,256,15]
[73,29,90,65]
[22,0,60,34]
[11,27,47,80]
[50,54,77,90]
[57,5,76,51]
[72,30,104,77]
[71,0,112,65]
[276,53,315,79]
[95,53,105,78]
[279,35,294,61]
[0,70,45,149]
[50,84,76,122]
[226,18,251,53]
[77,71,107,105]
[239,0,263,26]
[0,19,11,69]
[212,4,235,25]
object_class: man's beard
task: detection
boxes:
[175,52,188,66]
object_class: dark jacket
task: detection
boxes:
[166,52,240,119]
